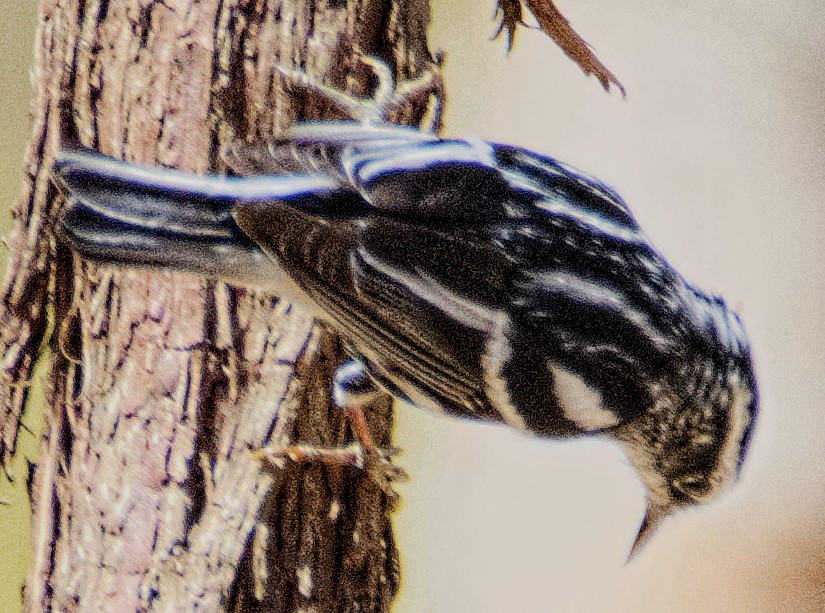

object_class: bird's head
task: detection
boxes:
[614,298,758,559]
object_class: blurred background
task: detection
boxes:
[0,4,44,612]
[1,1,824,611]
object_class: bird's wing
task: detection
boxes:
[230,125,663,433]
[233,194,519,424]
[229,126,568,429]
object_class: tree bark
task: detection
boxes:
[0,1,440,611]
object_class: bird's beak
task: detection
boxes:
[627,504,667,562]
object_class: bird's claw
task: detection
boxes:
[254,441,407,506]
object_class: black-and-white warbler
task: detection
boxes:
[52,59,758,558]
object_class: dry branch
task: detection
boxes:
[496,0,625,95]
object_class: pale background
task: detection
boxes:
[1,1,824,611]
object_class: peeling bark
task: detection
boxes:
[1,1,440,611]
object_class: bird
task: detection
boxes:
[51,60,758,559]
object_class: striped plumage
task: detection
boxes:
[53,122,758,556]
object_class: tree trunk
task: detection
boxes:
[0,1,440,611]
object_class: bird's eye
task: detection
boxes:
[672,475,713,501]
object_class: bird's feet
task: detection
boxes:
[273,51,444,130]
[255,360,407,507]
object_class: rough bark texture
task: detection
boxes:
[0,1,440,611]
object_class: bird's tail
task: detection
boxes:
[53,150,332,290]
